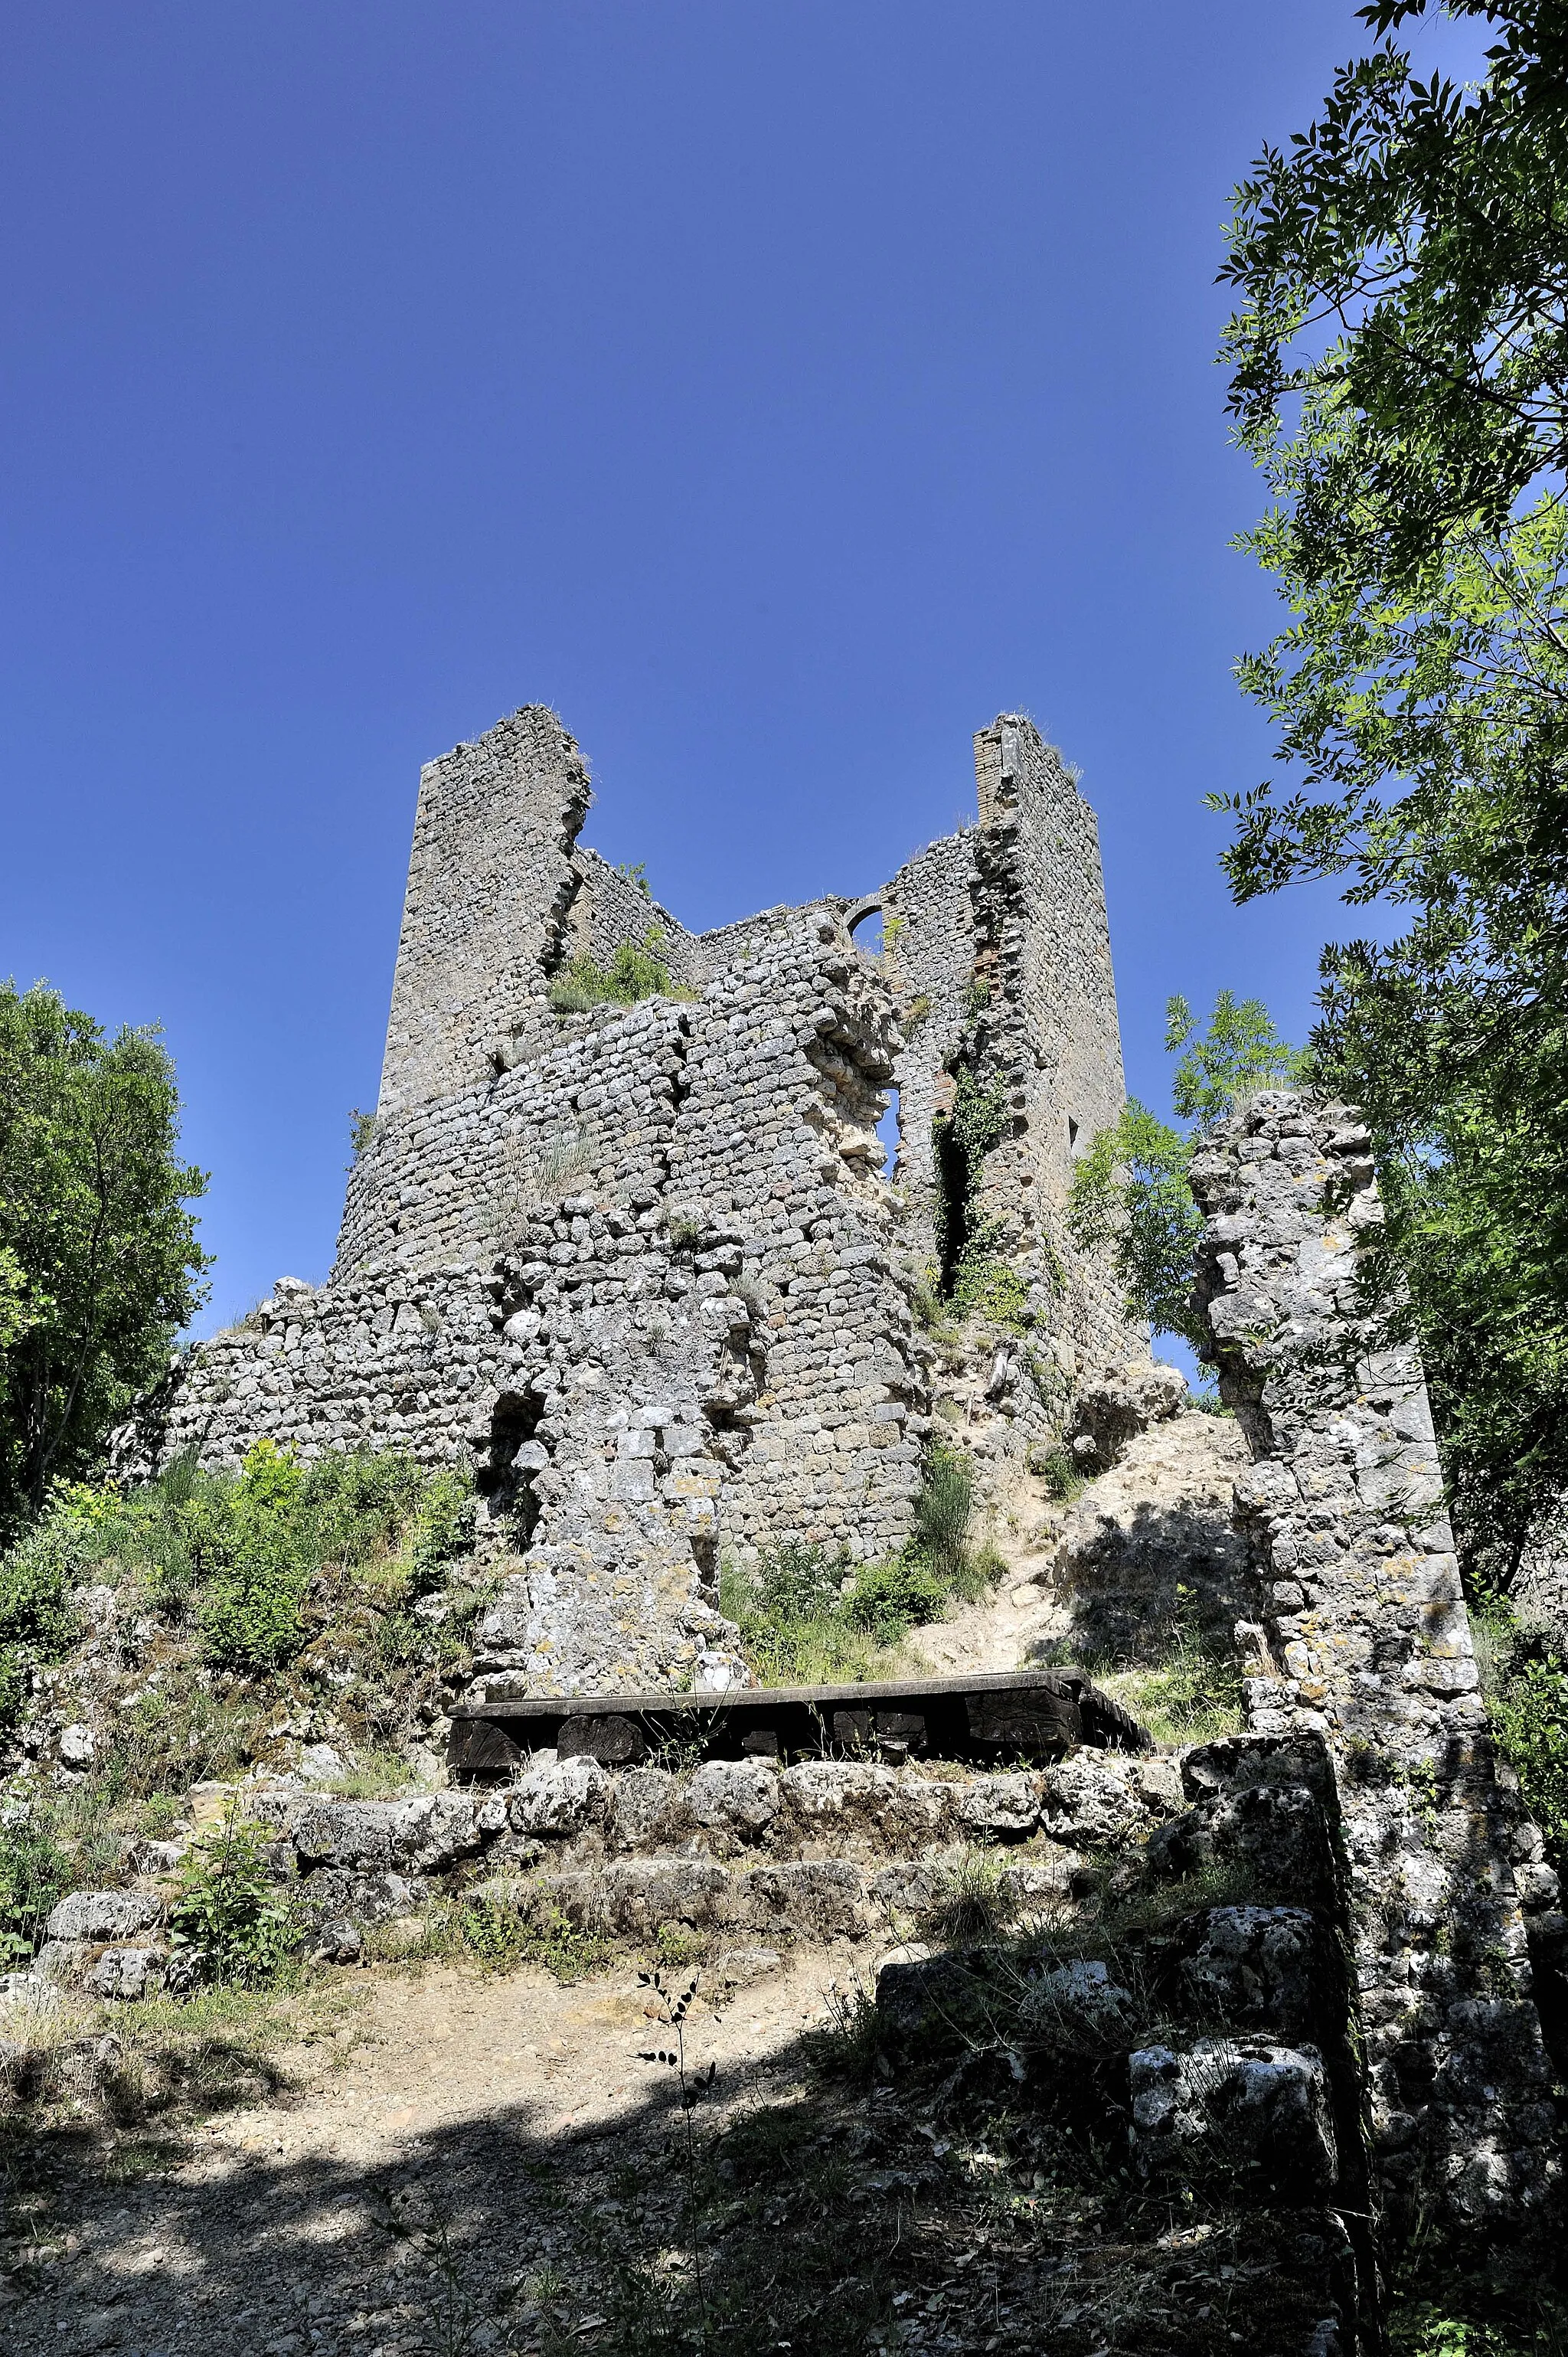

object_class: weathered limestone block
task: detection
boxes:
[950,1771,1043,1839]
[289,1794,479,1873]
[1067,1358,1187,1467]
[44,1891,162,1943]
[1042,1754,1180,1849]
[1148,1780,1336,1904]
[1016,1957,1135,2047]
[687,1756,780,1839]
[1179,1906,1323,2039]
[84,1947,167,2001]
[505,1755,610,1839]
[1129,2038,1338,2195]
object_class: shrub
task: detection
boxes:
[1099,1627,1244,1745]
[0,1806,73,1963]
[168,1800,296,1988]
[406,1469,477,1594]
[720,1545,888,1686]
[842,1557,948,1642]
[1481,1627,1568,1861]
[910,1442,975,1585]
[1027,1443,1081,1500]
[947,1254,1031,1331]
[754,1542,844,1625]
[724,1441,995,1682]
[0,1520,81,1728]
[549,927,691,1014]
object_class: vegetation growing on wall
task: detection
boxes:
[0,1441,480,1740]
[931,1061,1031,1327]
[550,927,692,1015]
[0,982,210,1536]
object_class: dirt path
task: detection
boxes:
[6,1942,890,2357]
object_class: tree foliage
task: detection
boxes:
[0,983,208,1532]
[1067,992,1302,1353]
[1216,1,1568,1584]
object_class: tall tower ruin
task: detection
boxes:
[161,708,1138,1695]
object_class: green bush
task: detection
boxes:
[842,1557,948,1642]
[910,1441,975,1584]
[549,927,691,1014]
[1480,1616,1568,1862]
[1027,1443,1081,1500]
[947,1254,1031,1332]
[720,1544,884,1685]
[168,1801,296,1988]
[0,1441,480,1753]
[0,1519,82,1728]
[724,1442,996,1682]
[0,1806,73,1963]
[196,1440,313,1672]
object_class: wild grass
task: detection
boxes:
[548,927,694,1015]
[405,1895,610,1983]
[1094,1626,1245,1744]
[0,1977,339,2136]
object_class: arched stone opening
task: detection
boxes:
[845,897,885,953]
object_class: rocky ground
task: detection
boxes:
[907,1406,1250,1683]
[5,1380,1365,2356]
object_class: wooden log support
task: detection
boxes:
[447,1667,1148,1781]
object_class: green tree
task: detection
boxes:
[0,982,208,1531]
[1216,1,1568,1584]
[1068,992,1302,1352]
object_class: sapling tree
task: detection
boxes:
[639,1966,718,2331]
[1067,991,1303,1354]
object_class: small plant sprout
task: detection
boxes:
[638,1966,718,2330]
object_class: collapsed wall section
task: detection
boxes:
[564,848,703,989]
[1191,1091,1561,2247]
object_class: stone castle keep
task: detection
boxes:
[155,705,1137,1693]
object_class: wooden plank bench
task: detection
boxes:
[447,1666,1149,1781]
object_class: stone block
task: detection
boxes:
[1129,2038,1338,2195]
[687,1756,780,1838]
[507,1755,611,1837]
[44,1890,162,1943]
[83,1946,167,2001]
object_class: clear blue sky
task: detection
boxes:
[2,3,1480,1335]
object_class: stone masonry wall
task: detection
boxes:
[972,717,1129,1362]
[158,705,1135,1695]
[566,848,702,989]
[378,708,590,1121]
[880,720,1138,1487]
[1191,1091,1560,2247]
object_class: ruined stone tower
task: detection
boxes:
[160,708,1137,1694]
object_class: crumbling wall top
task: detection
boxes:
[378,707,591,1120]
